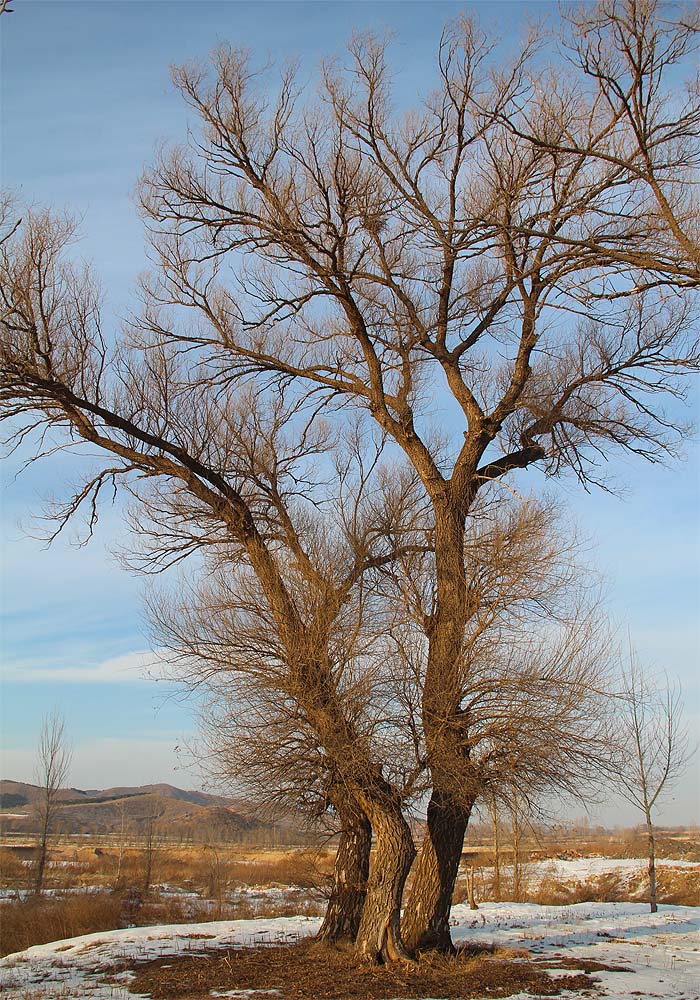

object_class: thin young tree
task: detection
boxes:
[617,652,692,912]
[489,794,502,902]
[33,709,72,894]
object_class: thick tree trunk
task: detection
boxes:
[402,790,473,953]
[403,502,474,954]
[317,804,372,945]
[645,810,658,913]
[354,802,415,963]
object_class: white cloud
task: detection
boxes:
[1,648,170,684]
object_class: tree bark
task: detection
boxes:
[645,809,658,913]
[317,804,372,945]
[402,790,473,953]
[512,787,521,903]
[491,795,501,901]
[354,800,415,963]
[402,503,474,953]
[33,798,50,895]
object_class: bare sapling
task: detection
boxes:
[33,710,72,894]
[617,648,692,912]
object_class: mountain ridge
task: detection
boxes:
[0,779,309,843]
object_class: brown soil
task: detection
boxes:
[119,939,605,1000]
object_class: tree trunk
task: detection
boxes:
[511,788,521,903]
[33,802,50,895]
[317,805,372,945]
[402,504,474,953]
[466,865,478,910]
[401,790,472,953]
[645,809,658,913]
[491,795,501,901]
[34,834,48,895]
[354,802,415,963]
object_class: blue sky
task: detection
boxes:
[1,1,698,825]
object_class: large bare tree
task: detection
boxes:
[130,0,699,951]
[2,0,698,961]
[0,208,433,957]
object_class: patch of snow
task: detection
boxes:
[466,855,699,885]
[0,916,320,999]
[450,901,700,1000]
[0,884,104,900]
[210,991,281,998]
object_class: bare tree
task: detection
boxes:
[33,709,72,894]
[131,0,698,952]
[112,797,132,889]
[617,651,692,912]
[140,801,164,895]
[0,207,432,958]
[2,0,699,961]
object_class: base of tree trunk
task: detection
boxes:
[354,804,416,963]
[317,810,372,945]
[402,790,473,954]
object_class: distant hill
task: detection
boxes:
[0,780,309,844]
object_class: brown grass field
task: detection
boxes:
[1,826,697,959]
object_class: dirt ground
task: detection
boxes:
[118,940,613,1000]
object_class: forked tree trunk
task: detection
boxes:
[317,804,372,945]
[402,503,475,953]
[354,802,415,962]
[401,790,473,953]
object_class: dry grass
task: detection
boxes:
[457,863,700,908]
[0,849,27,889]
[0,883,325,958]
[0,892,125,958]
[121,939,600,1000]
[0,842,332,895]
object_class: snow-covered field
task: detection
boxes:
[488,856,699,885]
[1,902,698,1000]
[487,856,699,878]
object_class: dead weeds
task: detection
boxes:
[120,938,601,1000]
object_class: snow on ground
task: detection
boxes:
[460,856,700,887]
[0,916,321,999]
[0,884,105,900]
[452,902,700,999]
[1,902,698,1000]
[519,857,697,883]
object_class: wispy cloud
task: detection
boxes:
[1,649,170,684]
